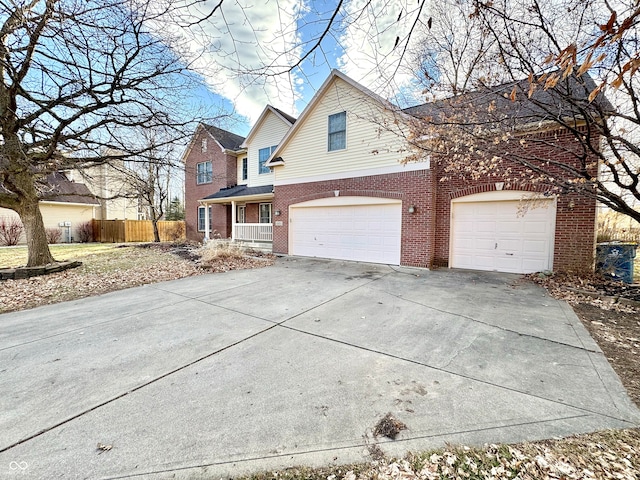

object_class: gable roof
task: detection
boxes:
[265,70,409,167]
[403,72,614,129]
[203,123,245,151]
[40,172,99,205]
[240,105,296,148]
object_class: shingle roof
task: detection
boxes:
[40,172,99,205]
[202,184,273,200]
[271,107,297,125]
[203,124,245,151]
[403,73,614,126]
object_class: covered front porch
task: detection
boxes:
[200,185,274,245]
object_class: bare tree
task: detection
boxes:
[402,0,640,224]
[0,0,198,266]
[121,129,180,242]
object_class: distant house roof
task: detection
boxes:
[403,73,614,127]
[40,172,99,205]
[202,184,273,201]
[203,124,246,151]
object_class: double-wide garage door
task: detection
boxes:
[290,197,402,265]
[451,193,556,274]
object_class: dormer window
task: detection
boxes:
[328,111,346,151]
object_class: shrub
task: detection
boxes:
[198,240,245,264]
[46,228,63,244]
[76,221,94,243]
[0,217,24,246]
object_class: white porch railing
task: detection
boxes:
[234,223,273,242]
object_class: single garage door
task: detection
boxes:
[290,197,402,265]
[451,193,556,274]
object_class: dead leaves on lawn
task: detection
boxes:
[249,430,640,480]
[0,243,274,313]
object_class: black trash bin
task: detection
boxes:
[596,242,637,284]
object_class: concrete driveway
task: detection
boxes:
[1,257,638,479]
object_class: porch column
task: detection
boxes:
[231,200,236,241]
[203,203,210,242]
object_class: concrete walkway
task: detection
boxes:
[1,257,638,479]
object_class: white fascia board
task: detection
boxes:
[274,161,430,186]
[266,70,412,167]
[200,193,274,205]
[241,106,294,148]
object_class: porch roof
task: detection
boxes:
[200,184,273,204]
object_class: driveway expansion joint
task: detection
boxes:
[278,324,639,426]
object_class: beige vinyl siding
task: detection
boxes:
[0,203,95,244]
[245,111,290,187]
[275,77,412,182]
[72,163,139,220]
[237,157,246,185]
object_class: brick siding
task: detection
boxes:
[273,169,435,267]
[273,127,597,273]
[184,128,237,241]
[432,126,598,273]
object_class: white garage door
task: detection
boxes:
[451,194,556,274]
[290,197,402,265]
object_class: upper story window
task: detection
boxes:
[328,111,346,151]
[201,138,207,152]
[196,161,212,184]
[258,146,276,175]
[242,158,248,181]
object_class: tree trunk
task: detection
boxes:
[17,200,56,267]
[152,218,160,242]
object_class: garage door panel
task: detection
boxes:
[291,201,401,265]
[452,198,555,274]
[522,239,548,255]
[476,221,496,233]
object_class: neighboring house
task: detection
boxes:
[0,172,99,243]
[69,161,142,220]
[185,70,602,274]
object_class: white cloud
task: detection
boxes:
[336,0,426,104]
[146,0,433,124]
[152,0,306,124]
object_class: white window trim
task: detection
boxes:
[242,158,248,181]
[328,111,347,152]
[196,161,212,185]
[258,146,276,175]
[259,203,272,224]
[237,205,246,223]
[197,205,212,231]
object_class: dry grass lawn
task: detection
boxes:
[0,242,272,313]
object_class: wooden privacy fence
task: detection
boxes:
[92,220,185,243]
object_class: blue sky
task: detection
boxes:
[161,0,428,136]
